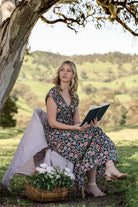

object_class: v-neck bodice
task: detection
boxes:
[45,87,79,125]
[61,95,72,108]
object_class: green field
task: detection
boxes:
[10,51,138,127]
[0,126,138,206]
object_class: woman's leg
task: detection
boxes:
[105,160,127,181]
[86,168,106,197]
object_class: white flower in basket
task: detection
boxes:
[25,163,75,202]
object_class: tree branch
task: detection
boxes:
[96,0,137,34]
[40,15,79,32]
[40,5,91,32]
[40,15,80,25]
[116,16,138,36]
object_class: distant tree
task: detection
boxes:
[119,110,127,126]
[81,71,88,80]
[119,82,127,94]
[0,96,18,128]
[83,85,97,95]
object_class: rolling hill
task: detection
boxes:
[12,51,138,127]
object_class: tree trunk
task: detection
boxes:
[0,0,58,115]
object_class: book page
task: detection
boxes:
[89,105,99,110]
[100,103,109,107]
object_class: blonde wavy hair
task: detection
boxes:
[53,60,78,100]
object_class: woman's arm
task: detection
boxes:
[73,106,81,125]
[47,96,91,131]
[47,96,76,130]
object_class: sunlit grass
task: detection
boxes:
[107,129,138,146]
[112,74,138,89]
[24,80,53,100]
[79,74,138,91]
[15,95,32,115]
[0,126,138,206]
[116,94,132,107]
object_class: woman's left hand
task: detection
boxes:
[90,117,97,127]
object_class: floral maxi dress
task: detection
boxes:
[44,87,118,188]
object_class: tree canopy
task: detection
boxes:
[42,0,138,36]
[0,0,137,115]
[0,0,138,36]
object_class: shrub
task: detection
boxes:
[0,96,18,128]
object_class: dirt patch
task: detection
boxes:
[1,181,126,207]
[32,183,126,207]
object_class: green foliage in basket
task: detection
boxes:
[26,163,75,192]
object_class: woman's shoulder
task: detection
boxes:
[72,93,79,106]
[74,93,79,99]
[73,93,79,101]
[48,87,59,95]
[45,87,59,103]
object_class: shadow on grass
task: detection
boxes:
[0,180,125,207]
[0,126,137,140]
[0,143,137,207]
[103,125,138,132]
[16,104,32,114]
[0,128,25,140]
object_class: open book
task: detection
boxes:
[80,103,110,126]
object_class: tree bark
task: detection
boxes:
[0,0,58,115]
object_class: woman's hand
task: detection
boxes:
[90,117,97,127]
[73,122,91,131]
[73,117,98,131]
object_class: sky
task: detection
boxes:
[29,19,138,56]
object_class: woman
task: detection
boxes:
[44,60,127,197]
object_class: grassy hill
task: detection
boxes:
[11,51,138,127]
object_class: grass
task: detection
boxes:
[116,94,132,107]
[0,126,138,206]
[23,80,53,100]
[15,96,32,115]
[112,74,138,89]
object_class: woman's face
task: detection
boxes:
[59,64,74,83]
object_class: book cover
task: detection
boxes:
[80,103,110,126]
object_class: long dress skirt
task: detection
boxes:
[44,87,118,188]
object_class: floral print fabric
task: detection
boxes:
[44,87,118,188]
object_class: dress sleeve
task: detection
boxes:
[74,94,79,107]
[45,87,59,105]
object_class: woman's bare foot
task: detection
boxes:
[86,182,106,197]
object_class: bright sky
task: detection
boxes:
[29,19,138,56]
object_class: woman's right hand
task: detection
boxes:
[73,122,90,131]
[90,117,97,127]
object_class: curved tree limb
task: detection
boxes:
[40,15,78,32]
[116,16,138,36]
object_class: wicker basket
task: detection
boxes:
[25,182,68,202]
